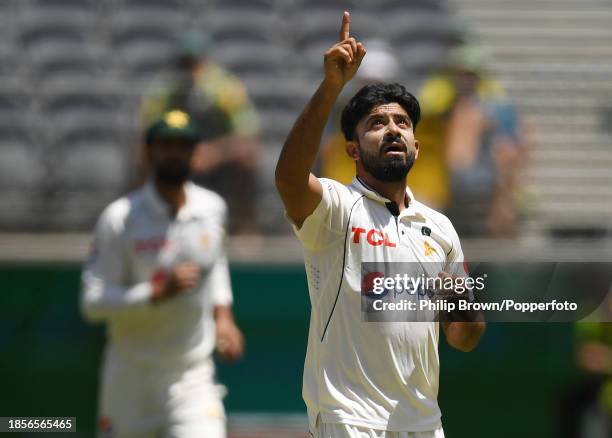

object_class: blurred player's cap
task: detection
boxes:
[448,20,471,46]
[145,110,201,145]
[356,39,400,83]
[176,31,213,59]
[449,45,489,73]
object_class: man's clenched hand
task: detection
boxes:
[150,263,201,303]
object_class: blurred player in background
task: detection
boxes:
[141,32,262,235]
[275,12,485,438]
[81,110,243,438]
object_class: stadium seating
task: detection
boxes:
[0,83,33,123]
[0,44,21,79]
[453,0,612,235]
[27,41,107,86]
[0,0,460,231]
[0,121,46,229]
[40,79,125,132]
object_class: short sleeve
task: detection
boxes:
[289,178,355,251]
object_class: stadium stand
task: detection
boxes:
[453,0,612,236]
[2,0,609,235]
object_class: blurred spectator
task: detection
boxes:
[141,32,262,235]
[557,321,611,438]
[419,45,529,236]
[319,39,452,211]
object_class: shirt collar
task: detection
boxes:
[143,180,197,220]
[351,176,422,219]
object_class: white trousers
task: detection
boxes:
[97,348,225,438]
[313,422,445,438]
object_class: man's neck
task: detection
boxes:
[358,174,409,211]
[154,180,187,217]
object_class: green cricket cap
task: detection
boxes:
[145,110,201,145]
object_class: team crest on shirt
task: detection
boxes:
[424,241,437,256]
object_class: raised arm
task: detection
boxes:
[275,11,366,227]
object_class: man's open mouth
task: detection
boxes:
[382,141,406,155]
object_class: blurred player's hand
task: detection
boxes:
[151,262,201,303]
[215,311,244,361]
[324,11,366,89]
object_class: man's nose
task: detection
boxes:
[385,120,401,137]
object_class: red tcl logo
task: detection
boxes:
[351,227,396,247]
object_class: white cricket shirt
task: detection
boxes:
[81,181,233,370]
[292,177,465,432]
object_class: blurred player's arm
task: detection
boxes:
[80,209,152,322]
[275,11,365,227]
[214,305,243,361]
[205,249,244,362]
[439,225,486,352]
[81,209,199,322]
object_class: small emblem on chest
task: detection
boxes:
[421,226,431,236]
[424,241,437,256]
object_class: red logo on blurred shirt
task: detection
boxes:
[134,236,170,253]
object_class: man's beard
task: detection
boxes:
[359,142,416,182]
[154,160,191,186]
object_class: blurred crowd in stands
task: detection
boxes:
[319,37,529,238]
[140,31,262,234]
[0,0,530,237]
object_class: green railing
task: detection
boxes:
[0,263,580,437]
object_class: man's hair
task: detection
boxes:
[340,83,421,141]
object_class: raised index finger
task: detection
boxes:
[339,11,350,41]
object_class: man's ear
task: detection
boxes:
[414,139,420,160]
[345,140,360,161]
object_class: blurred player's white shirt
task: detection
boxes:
[291,177,465,432]
[81,180,233,370]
